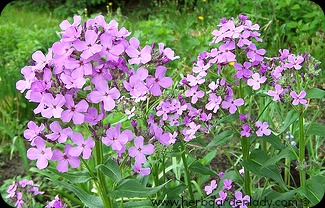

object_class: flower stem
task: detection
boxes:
[298,106,306,207]
[180,142,195,201]
[95,141,113,208]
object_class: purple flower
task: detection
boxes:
[247,73,266,90]
[61,94,89,124]
[146,66,172,96]
[232,191,250,208]
[73,30,102,59]
[46,121,72,143]
[185,85,204,104]
[45,195,67,208]
[158,42,180,62]
[290,90,307,106]
[14,192,24,208]
[268,84,284,101]
[247,43,265,62]
[215,191,227,206]
[186,74,205,86]
[60,68,86,89]
[41,93,66,118]
[239,113,249,121]
[234,62,252,80]
[32,49,52,70]
[87,80,120,112]
[102,123,133,151]
[152,124,172,145]
[285,54,304,70]
[255,121,271,137]
[218,41,236,63]
[59,15,81,30]
[126,37,152,64]
[6,181,17,199]
[204,180,217,195]
[69,132,95,159]
[240,124,251,137]
[205,93,222,113]
[182,122,200,142]
[129,136,154,164]
[99,33,124,62]
[223,179,232,190]
[132,162,151,176]
[221,98,244,114]
[16,66,36,93]
[27,138,52,169]
[52,144,80,172]
[24,121,45,145]
[84,107,103,125]
[218,172,225,178]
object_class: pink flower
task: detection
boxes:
[204,180,217,195]
[16,66,36,93]
[285,54,304,70]
[61,94,89,124]
[87,80,120,112]
[27,138,52,169]
[268,84,284,101]
[69,132,95,159]
[41,93,66,118]
[255,121,271,137]
[290,90,307,106]
[146,66,172,96]
[125,37,152,64]
[84,107,103,125]
[129,136,154,164]
[232,191,250,208]
[46,121,72,143]
[24,121,45,145]
[205,93,222,113]
[240,124,251,137]
[132,162,151,176]
[102,123,133,151]
[215,191,227,206]
[223,179,232,190]
[185,85,205,104]
[247,73,266,90]
[221,97,244,114]
[73,30,102,59]
[52,144,80,173]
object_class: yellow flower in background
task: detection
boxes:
[229,61,235,66]
[198,16,204,21]
[108,2,113,6]
[202,0,207,2]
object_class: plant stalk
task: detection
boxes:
[298,107,306,207]
[180,142,195,201]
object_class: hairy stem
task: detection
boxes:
[180,142,195,201]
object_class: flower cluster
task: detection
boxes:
[16,15,178,175]
[6,179,44,208]
[204,174,250,208]
[45,195,67,208]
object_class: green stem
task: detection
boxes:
[298,107,306,207]
[180,142,195,201]
[239,80,252,197]
[95,141,113,208]
[284,157,291,187]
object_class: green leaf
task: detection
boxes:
[259,133,286,150]
[278,110,299,135]
[262,146,298,167]
[305,88,325,99]
[207,131,234,148]
[306,123,325,137]
[96,159,122,182]
[201,150,217,165]
[47,167,93,183]
[108,179,166,198]
[189,161,217,176]
[297,175,325,206]
[217,113,238,124]
[54,180,104,208]
[122,200,153,208]
[242,150,287,190]
[286,21,297,28]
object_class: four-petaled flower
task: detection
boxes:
[255,121,271,137]
[247,73,266,90]
[147,66,172,96]
[128,136,154,164]
[27,138,53,169]
[221,97,244,114]
[61,94,89,124]
[51,144,80,173]
[102,123,133,151]
[69,132,95,159]
[290,90,307,106]
[204,180,217,195]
